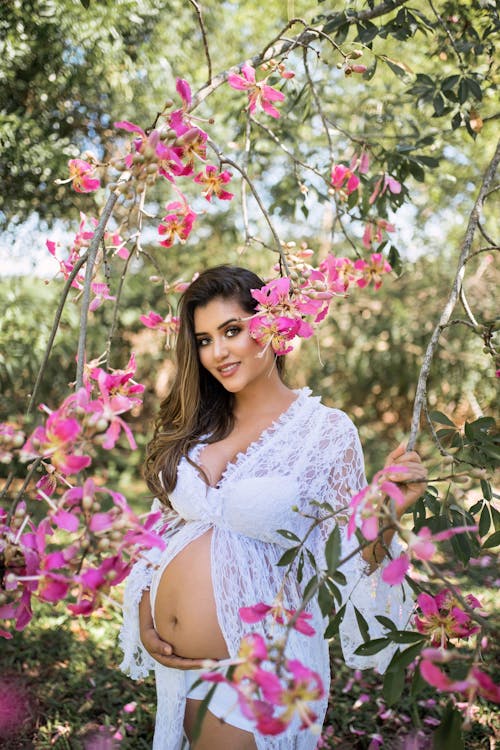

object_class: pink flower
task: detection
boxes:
[239,601,315,636]
[140,311,180,347]
[194,165,234,201]
[158,200,196,248]
[420,658,500,704]
[381,553,410,585]
[330,164,360,196]
[354,252,392,288]
[68,159,100,193]
[248,315,300,355]
[176,78,192,107]
[414,589,481,645]
[89,283,116,312]
[369,173,402,205]
[22,412,91,476]
[347,465,406,540]
[228,62,285,119]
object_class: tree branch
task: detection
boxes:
[187,0,212,84]
[190,0,410,110]
[27,252,89,416]
[75,189,120,389]
[408,139,500,450]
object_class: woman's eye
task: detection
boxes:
[225,326,242,338]
[196,337,210,347]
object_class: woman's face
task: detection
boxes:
[193,296,276,394]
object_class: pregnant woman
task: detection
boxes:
[119,265,426,750]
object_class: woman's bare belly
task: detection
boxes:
[154,529,229,660]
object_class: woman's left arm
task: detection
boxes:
[362,443,428,569]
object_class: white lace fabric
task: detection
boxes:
[119,388,414,749]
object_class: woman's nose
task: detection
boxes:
[213,337,228,360]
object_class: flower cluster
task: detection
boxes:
[46,213,128,313]
[330,151,401,250]
[112,78,234,249]
[248,246,392,355]
[200,604,322,735]
[0,355,166,635]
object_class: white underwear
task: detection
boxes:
[185,669,255,733]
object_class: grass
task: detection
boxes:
[1,560,498,749]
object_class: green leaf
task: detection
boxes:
[356,20,379,44]
[276,529,300,541]
[318,582,334,617]
[354,637,391,656]
[394,642,426,670]
[354,606,370,642]
[390,630,427,644]
[325,526,341,573]
[479,505,491,537]
[375,615,397,632]
[380,55,413,79]
[481,479,492,501]
[277,545,299,566]
[383,663,406,705]
[466,77,483,100]
[331,570,347,586]
[458,78,469,104]
[491,505,500,531]
[432,703,464,750]
[80,0,90,7]
[324,603,346,638]
[302,575,320,605]
[411,662,427,697]
[441,74,460,92]
[482,530,500,549]
[429,411,456,427]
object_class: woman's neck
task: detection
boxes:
[232,374,296,423]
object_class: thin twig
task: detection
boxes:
[27,252,89,416]
[459,286,479,328]
[427,0,464,67]
[75,189,120,388]
[408,139,500,451]
[209,141,291,275]
[187,0,212,84]
[253,117,327,182]
[104,250,134,366]
[302,46,333,158]
[7,458,43,522]
[0,472,15,500]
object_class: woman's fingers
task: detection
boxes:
[155,654,212,670]
[142,627,173,657]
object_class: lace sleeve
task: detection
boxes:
[314,410,414,674]
[119,501,183,679]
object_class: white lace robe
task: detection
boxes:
[120,388,413,749]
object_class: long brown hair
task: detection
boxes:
[144,265,285,505]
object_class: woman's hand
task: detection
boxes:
[384,442,428,516]
[139,589,213,670]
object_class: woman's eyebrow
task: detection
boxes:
[195,317,240,336]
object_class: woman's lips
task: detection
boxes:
[217,362,240,377]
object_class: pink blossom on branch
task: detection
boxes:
[193,165,234,201]
[228,62,286,119]
[67,159,100,193]
[414,589,481,645]
[158,200,197,248]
